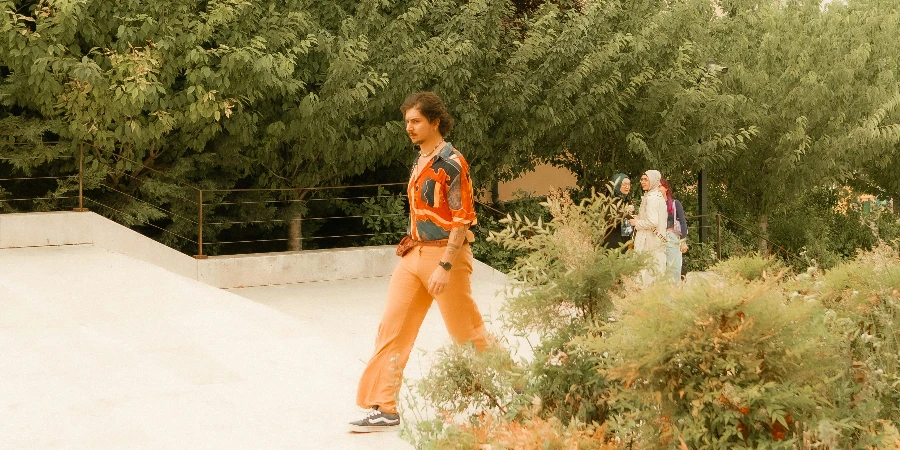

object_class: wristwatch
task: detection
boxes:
[438,261,452,271]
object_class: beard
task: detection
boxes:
[408,134,424,146]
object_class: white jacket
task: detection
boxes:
[633,191,668,253]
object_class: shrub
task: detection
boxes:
[794,245,900,446]
[472,191,552,273]
[405,189,641,448]
[406,190,900,450]
[490,189,643,334]
[406,413,617,450]
[589,275,841,449]
[414,342,520,419]
[710,254,786,282]
[526,325,611,425]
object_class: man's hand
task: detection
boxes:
[427,266,451,295]
[629,218,638,226]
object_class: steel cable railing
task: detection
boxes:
[198,183,409,256]
[3,147,412,257]
[6,146,805,265]
[0,168,78,211]
[685,212,803,265]
[83,196,200,245]
[205,213,405,226]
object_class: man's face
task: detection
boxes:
[405,107,439,146]
[639,174,650,191]
[620,178,631,195]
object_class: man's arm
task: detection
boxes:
[429,151,476,295]
[440,224,470,266]
[426,224,469,295]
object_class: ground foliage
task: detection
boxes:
[406,193,900,449]
[471,192,551,274]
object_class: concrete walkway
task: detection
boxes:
[0,244,508,449]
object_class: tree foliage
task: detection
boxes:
[1,0,898,260]
[706,0,900,235]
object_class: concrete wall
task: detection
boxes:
[198,246,397,288]
[0,211,198,280]
[497,163,578,201]
[0,211,506,288]
[0,210,94,248]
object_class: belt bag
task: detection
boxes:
[396,236,446,256]
[395,233,473,257]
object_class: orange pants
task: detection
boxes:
[356,244,490,414]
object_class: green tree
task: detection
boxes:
[470,0,758,191]
[0,0,528,252]
[707,0,900,252]
[1,0,322,249]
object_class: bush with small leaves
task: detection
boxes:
[710,254,786,282]
[591,274,842,449]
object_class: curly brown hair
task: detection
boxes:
[400,92,455,137]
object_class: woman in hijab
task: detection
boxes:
[659,178,688,281]
[629,170,668,285]
[605,173,635,250]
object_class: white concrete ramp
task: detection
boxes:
[0,231,508,448]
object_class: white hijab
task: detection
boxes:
[644,170,662,192]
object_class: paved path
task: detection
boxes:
[0,245,508,449]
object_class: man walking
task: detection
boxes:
[348,92,490,433]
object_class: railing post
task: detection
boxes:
[194,189,207,259]
[73,143,88,212]
[698,169,707,244]
[716,212,722,260]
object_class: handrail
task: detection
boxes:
[0,167,78,211]
[717,212,803,264]
[84,197,199,245]
[211,231,406,246]
[198,183,408,256]
[685,212,803,265]
[202,182,406,193]
[0,196,77,203]
[208,195,400,206]
[206,213,405,226]
[93,152,409,258]
[98,183,199,225]
[3,147,411,257]
[0,175,76,181]
[475,200,508,218]
[8,145,807,265]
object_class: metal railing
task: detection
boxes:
[2,148,409,258]
[195,182,408,257]
[3,147,804,265]
[0,153,78,212]
[687,212,803,265]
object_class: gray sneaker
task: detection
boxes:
[348,407,400,433]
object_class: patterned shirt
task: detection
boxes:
[407,142,477,241]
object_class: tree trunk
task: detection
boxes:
[289,213,302,251]
[287,189,310,251]
[759,213,768,255]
